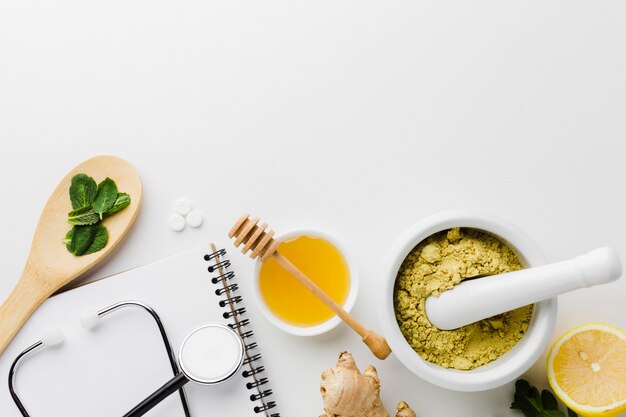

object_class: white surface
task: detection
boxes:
[428,247,622,331]
[378,210,557,392]
[0,0,625,415]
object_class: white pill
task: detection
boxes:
[80,311,100,330]
[41,328,64,347]
[169,213,186,231]
[175,199,193,216]
[186,210,204,228]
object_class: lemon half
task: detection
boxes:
[547,323,626,417]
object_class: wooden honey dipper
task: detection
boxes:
[229,214,392,360]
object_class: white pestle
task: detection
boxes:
[426,247,622,330]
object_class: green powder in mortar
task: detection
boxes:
[393,227,533,370]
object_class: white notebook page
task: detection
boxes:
[0,244,276,417]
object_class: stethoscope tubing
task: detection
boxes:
[8,341,43,416]
[123,323,245,417]
[7,300,191,417]
[123,372,190,417]
[99,301,192,417]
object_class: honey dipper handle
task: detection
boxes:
[0,271,54,355]
[272,252,391,360]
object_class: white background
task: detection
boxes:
[1,1,625,416]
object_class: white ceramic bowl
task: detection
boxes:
[253,228,359,337]
[378,210,558,392]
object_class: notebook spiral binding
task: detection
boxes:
[204,247,280,417]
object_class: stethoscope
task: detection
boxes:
[123,323,244,417]
[8,301,244,417]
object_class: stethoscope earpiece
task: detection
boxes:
[40,328,64,347]
[79,310,100,330]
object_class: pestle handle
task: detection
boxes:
[426,247,623,330]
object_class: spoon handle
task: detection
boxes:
[426,247,622,330]
[0,271,54,355]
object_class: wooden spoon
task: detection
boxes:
[229,214,392,360]
[0,155,142,355]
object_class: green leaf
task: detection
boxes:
[527,387,543,413]
[512,392,540,417]
[92,177,118,218]
[515,380,532,396]
[512,380,542,417]
[69,174,97,210]
[83,225,108,255]
[103,192,131,217]
[538,411,565,417]
[67,206,99,225]
[63,228,74,250]
[511,380,574,417]
[68,224,99,256]
[541,390,559,411]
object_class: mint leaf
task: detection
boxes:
[541,390,559,411]
[64,175,129,255]
[512,380,572,417]
[539,411,565,417]
[64,225,107,255]
[69,174,97,209]
[567,408,577,417]
[92,177,118,218]
[527,387,543,413]
[68,224,99,255]
[63,228,74,249]
[512,380,541,417]
[103,192,131,217]
[67,206,99,225]
[83,225,108,255]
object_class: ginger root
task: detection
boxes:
[319,352,417,417]
[396,402,417,417]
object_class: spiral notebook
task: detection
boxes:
[0,243,280,417]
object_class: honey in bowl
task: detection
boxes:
[258,235,350,327]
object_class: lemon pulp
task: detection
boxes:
[547,323,626,416]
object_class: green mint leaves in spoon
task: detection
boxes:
[92,177,118,219]
[104,193,131,217]
[67,206,100,225]
[69,174,97,210]
[64,173,130,256]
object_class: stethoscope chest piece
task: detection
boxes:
[123,323,245,417]
[179,324,244,385]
